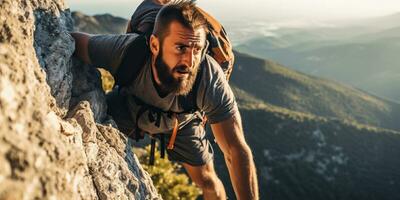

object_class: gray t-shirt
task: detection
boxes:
[89,34,238,134]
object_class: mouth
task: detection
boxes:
[175,67,190,76]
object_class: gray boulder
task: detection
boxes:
[0,0,160,199]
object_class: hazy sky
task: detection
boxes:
[67,0,400,22]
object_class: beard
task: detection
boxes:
[155,52,199,96]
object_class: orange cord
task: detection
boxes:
[167,114,179,150]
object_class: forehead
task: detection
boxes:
[163,20,206,46]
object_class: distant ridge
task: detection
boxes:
[236,12,400,103]
[72,11,128,34]
[231,51,400,131]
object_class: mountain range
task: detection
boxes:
[72,11,128,34]
[71,11,400,199]
[235,12,400,103]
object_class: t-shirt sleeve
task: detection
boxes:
[197,56,239,124]
[88,34,138,74]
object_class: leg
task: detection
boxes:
[182,161,226,200]
[165,116,225,199]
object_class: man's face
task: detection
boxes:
[153,21,206,96]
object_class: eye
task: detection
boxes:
[194,47,202,55]
[176,45,186,52]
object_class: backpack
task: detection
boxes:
[196,7,234,80]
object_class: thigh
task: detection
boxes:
[166,118,214,166]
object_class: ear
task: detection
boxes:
[150,34,160,56]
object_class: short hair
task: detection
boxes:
[153,0,208,41]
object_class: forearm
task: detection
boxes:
[210,113,259,199]
[226,144,258,200]
[70,32,92,64]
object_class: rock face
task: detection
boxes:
[0,0,160,199]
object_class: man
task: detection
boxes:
[71,1,258,199]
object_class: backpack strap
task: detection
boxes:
[167,113,179,150]
[160,134,166,158]
[148,134,166,166]
[149,138,156,165]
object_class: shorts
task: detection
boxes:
[106,89,214,166]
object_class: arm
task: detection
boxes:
[70,32,92,64]
[211,112,259,200]
[70,33,139,75]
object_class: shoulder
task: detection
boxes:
[195,54,230,100]
[199,55,226,83]
[88,34,143,60]
[131,0,162,20]
[87,34,146,74]
[133,0,155,12]
[195,55,238,123]
[89,34,140,49]
[138,0,161,9]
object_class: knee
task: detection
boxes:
[195,174,220,192]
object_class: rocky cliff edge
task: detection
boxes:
[0,0,160,199]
